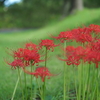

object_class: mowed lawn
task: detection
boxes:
[0,8,100,100]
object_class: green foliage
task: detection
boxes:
[0,0,63,28]
[84,0,100,8]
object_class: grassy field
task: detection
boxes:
[0,8,100,100]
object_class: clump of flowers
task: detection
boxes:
[6,40,57,100]
[6,24,100,100]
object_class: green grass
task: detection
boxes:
[0,9,100,42]
[0,8,100,100]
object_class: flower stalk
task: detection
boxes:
[43,48,48,100]
[18,68,24,100]
[63,41,67,100]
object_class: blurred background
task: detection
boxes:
[0,0,100,31]
[0,0,100,100]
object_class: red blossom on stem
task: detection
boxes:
[13,47,43,66]
[84,41,100,68]
[71,27,93,44]
[23,49,43,65]
[6,59,24,69]
[89,24,100,34]
[39,39,58,51]
[23,67,54,82]
[52,26,93,44]
[52,31,73,43]
[59,46,86,66]
[13,48,24,59]
[25,42,38,51]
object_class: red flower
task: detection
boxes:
[65,46,75,57]
[66,56,80,65]
[71,27,93,44]
[59,46,86,66]
[13,48,43,66]
[72,27,92,35]
[39,39,58,51]
[89,24,100,34]
[13,48,24,59]
[23,67,54,82]
[6,59,24,69]
[75,33,93,44]
[25,42,38,51]
[23,49,42,65]
[52,27,93,44]
[52,31,73,43]
[85,51,100,68]
[90,39,100,52]
[84,46,100,68]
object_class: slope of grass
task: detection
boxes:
[0,8,100,100]
[0,8,100,42]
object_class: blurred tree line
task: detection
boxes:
[0,0,100,29]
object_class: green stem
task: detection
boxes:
[43,48,48,100]
[73,65,78,100]
[63,64,66,100]
[78,64,82,100]
[18,68,24,100]
[96,68,99,100]
[86,64,91,100]
[91,64,97,100]
[30,64,33,100]
[24,72,27,100]
[11,70,22,100]
[63,41,67,100]
[36,79,43,100]
[82,61,87,100]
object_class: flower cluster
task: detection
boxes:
[5,24,100,100]
[84,39,100,68]
[13,48,41,66]
[53,24,100,68]
[52,24,100,44]
[6,39,57,81]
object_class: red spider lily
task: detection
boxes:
[84,47,100,68]
[72,27,92,35]
[58,55,80,66]
[23,67,54,82]
[59,46,85,66]
[13,48,43,66]
[13,48,24,59]
[71,27,93,44]
[25,42,38,51]
[74,46,86,59]
[23,49,43,65]
[75,33,93,44]
[85,51,100,68]
[65,46,85,59]
[52,31,73,43]
[6,59,24,69]
[64,46,75,57]
[39,39,58,51]
[90,39,100,52]
[66,56,80,65]
[89,24,100,34]
[92,52,100,68]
